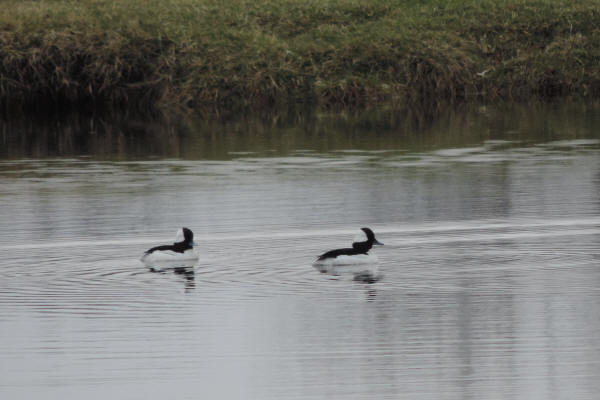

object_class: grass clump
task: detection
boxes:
[1,0,600,111]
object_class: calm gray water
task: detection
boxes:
[1,102,600,399]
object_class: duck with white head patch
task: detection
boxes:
[313,227,383,266]
[140,227,198,264]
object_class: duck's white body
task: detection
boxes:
[141,249,198,264]
[312,253,378,267]
[313,228,383,282]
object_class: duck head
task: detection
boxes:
[352,227,383,252]
[175,227,196,247]
[361,227,383,246]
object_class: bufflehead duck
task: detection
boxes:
[140,227,198,264]
[313,227,383,266]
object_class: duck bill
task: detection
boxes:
[374,240,384,246]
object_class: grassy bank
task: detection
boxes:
[1,0,600,111]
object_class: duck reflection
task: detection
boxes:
[353,270,382,284]
[173,267,196,291]
[145,260,196,291]
[314,263,382,284]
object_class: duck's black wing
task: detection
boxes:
[145,244,175,254]
[317,247,364,260]
[146,241,193,254]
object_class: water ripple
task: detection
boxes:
[2,141,600,399]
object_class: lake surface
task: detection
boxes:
[1,101,600,399]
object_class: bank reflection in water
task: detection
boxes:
[2,100,600,160]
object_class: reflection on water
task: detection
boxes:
[1,101,600,400]
[2,100,600,160]
[145,260,197,292]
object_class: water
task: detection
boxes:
[1,101,600,399]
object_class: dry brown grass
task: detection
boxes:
[1,0,600,112]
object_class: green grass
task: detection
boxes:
[1,0,600,111]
